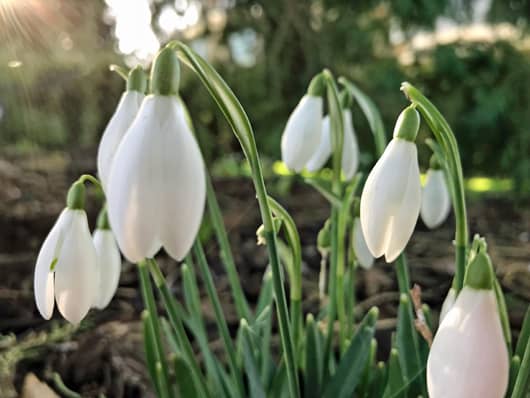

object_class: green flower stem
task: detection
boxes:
[401,82,468,292]
[172,41,300,398]
[192,240,245,397]
[206,175,252,321]
[146,259,212,398]
[267,196,303,352]
[137,262,172,398]
[52,372,81,398]
[77,174,103,192]
[109,64,128,81]
[511,331,530,398]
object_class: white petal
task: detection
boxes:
[353,218,374,269]
[159,103,206,261]
[341,110,359,181]
[33,209,73,320]
[93,229,122,309]
[97,91,144,191]
[420,169,451,229]
[427,288,509,398]
[306,116,331,172]
[107,95,167,263]
[54,210,98,325]
[439,287,456,323]
[281,95,323,172]
[360,139,416,258]
[384,143,421,262]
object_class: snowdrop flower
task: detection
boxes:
[306,109,359,180]
[352,217,374,269]
[92,208,121,309]
[107,47,206,263]
[97,67,146,191]
[420,155,451,229]
[439,287,456,323]
[360,106,421,262]
[281,75,325,172]
[427,242,509,398]
[34,182,97,324]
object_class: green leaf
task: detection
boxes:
[383,349,406,398]
[358,338,378,397]
[173,354,199,397]
[304,314,323,398]
[494,279,512,355]
[240,320,266,398]
[367,362,387,398]
[142,311,161,397]
[511,305,530,398]
[508,355,521,397]
[321,308,378,398]
[338,77,387,157]
[515,306,530,359]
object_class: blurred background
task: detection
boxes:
[0,0,529,397]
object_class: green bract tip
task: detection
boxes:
[464,236,494,290]
[66,181,85,210]
[150,47,180,96]
[127,66,147,93]
[96,206,111,230]
[429,153,442,170]
[307,73,326,97]
[317,219,331,252]
[393,105,420,142]
[339,89,353,109]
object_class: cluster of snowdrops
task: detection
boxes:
[33,43,529,398]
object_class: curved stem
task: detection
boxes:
[77,174,103,192]
[401,82,468,292]
[109,64,129,81]
[172,41,300,398]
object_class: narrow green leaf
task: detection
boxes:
[304,314,323,398]
[160,317,181,354]
[173,354,199,397]
[322,308,378,398]
[142,311,161,397]
[358,338,377,397]
[516,306,530,359]
[367,362,387,398]
[508,355,521,397]
[383,349,406,398]
[512,313,530,398]
[240,320,266,398]
[494,279,513,355]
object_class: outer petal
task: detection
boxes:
[107,95,166,263]
[306,116,331,172]
[54,210,98,325]
[353,218,374,269]
[93,229,122,309]
[427,288,509,398]
[341,110,359,180]
[281,95,323,172]
[384,142,421,262]
[97,91,144,191]
[420,169,451,229]
[34,209,72,320]
[157,101,206,261]
[360,139,415,257]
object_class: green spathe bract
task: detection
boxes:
[393,105,420,142]
[150,47,180,96]
[66,181,85,210]
[127,66,147,93]
[464,238,494,290]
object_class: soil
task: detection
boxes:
[0,150,528,397]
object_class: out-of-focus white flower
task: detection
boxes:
[360,107,421,262]
[439,287,456,323]
[427,287,509,398]
[421,168,451,229]
[306,110,359,180]
[281,95,323,172]
[92,209,121,309]
[97,67,146,191]
[34,183,97,325]
[352,218,374,269]
[107,48,206,263]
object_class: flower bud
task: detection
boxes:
[352,218,374,269]
[420,166,451,229]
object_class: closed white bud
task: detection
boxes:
[281,95,323,172]
[360,138,421,262]
[34,208,98,324]
[427,287,509,398]
[420,169,451,229]
[352,218,374,269]
[92,229,121,309]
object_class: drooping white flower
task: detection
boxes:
[360,107,421,262]
[92,209,121,309]
[306,110,359,180]
[420,168,451,229]
[34,183,97,324]
[352,218,374,269]
[427,287,509,397]
[281,94,323,172]
[97,67,146,191]
[107,48,206,263]
[439,287,456,323]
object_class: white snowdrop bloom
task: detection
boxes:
[352,218,374,269]
[427,246,509,398]
[439,287,456,323]
[97,67,146,191]
[360,107,421,262]
[306,110,359,180]
[420,168,451,229]
[92,209,121,309]
[34,183,97,325]
[281,75,325,172]
[106,48,206,263]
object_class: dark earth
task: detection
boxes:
[0,150,528,397]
